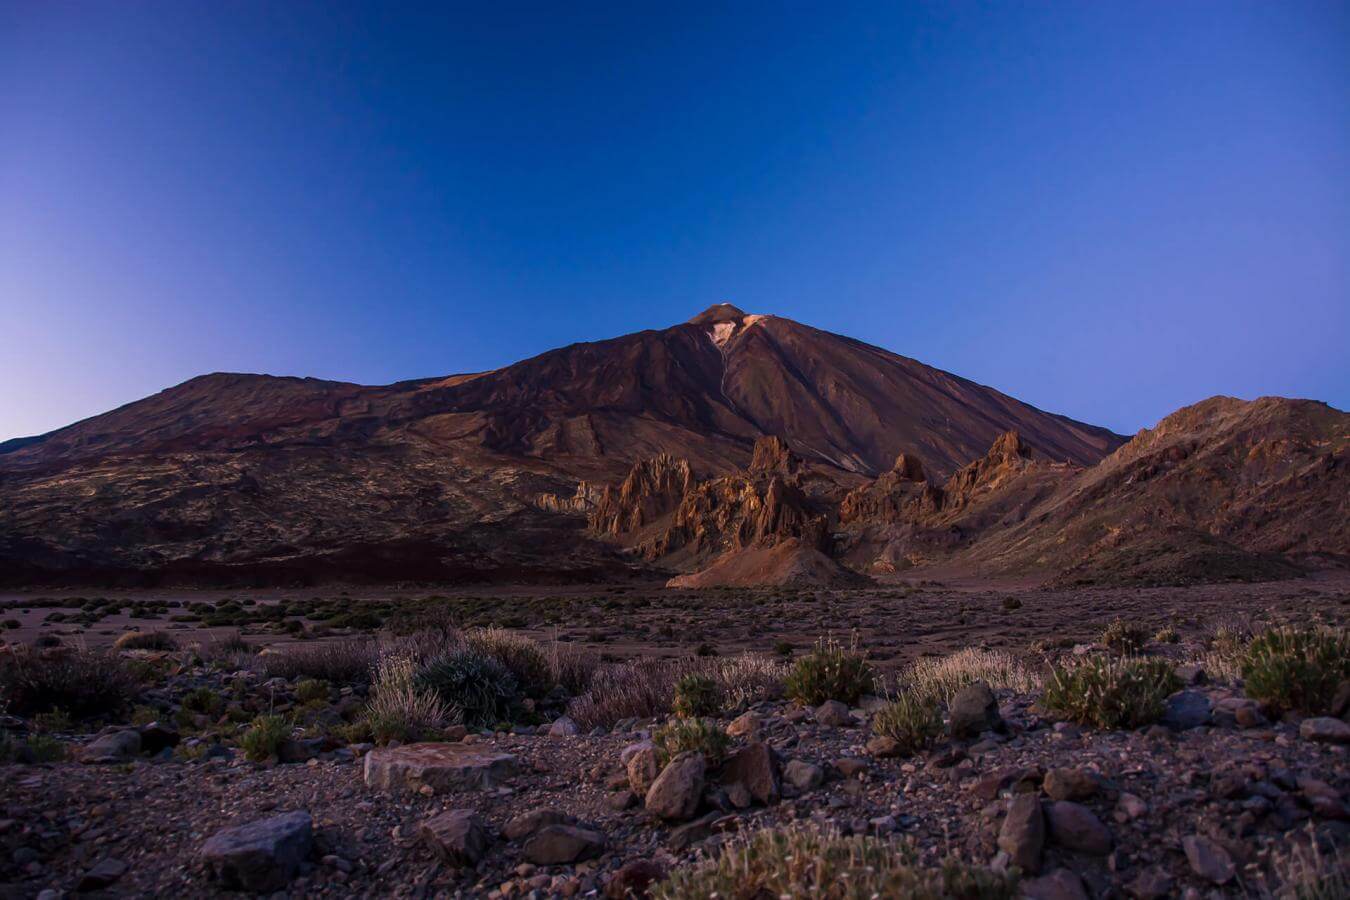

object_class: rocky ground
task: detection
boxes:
[1,576,1348,898]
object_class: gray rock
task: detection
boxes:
[1045,801,1112,855]
[1300,717,1350,744]
[523,824,605,865]
[136,722,180,755]
[726,712,762,739]
[627,745,662,797]
[77,857,127,891]
[1182,834,1235,885]
[503,807,574,841]
[1043,768,1098,802]
[721,742,780,805]
[950,681,1001,738]
[783,759,824,792]
[997,794,1044,873]
[419,809,491,866]
[1126,868,1174,899]
[363,742,517,793]
[548,716,579,737]
[200,810,313,892]
[78,730,141,763]
[645,752,705,821]
[1022,868,1089,900]
[814,700,853,727]
[1162,691,1212,730]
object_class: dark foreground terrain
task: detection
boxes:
[2,575,1348,898]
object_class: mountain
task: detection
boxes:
[0,305,1130,585]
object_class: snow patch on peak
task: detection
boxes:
[708,321,737,347]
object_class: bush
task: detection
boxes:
[783,637,875,707]
[361,651,456,744]
[672,674,723,718]
[0,732,67,764]
[112,631,179,651]
[1241,626,1350,715]
[650,825,1017,900]
[181,686,224,716]
[652,717,731,767]
[0,646,140,719]
[1002,597,1022,611]
[1100,618,1148,655]
[261,639,376,685]
[1153,625,1179,644]
[294,679,330,704]
[871,692,942,756]
[415,648,520,728]
[1042,657,1180,729]
[240,714,291,762]
[565,654,786,730]
[463,628,554,699]
[902,648,1040,706]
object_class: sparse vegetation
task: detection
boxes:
[902,647,1039,706]
[294,678,330,704]
[651,717,731,766]
[871,691,942,756]
[783,636,875,706]
[112,630,179,651]
[240,714,291,761]
[1153,624,1179,644]
[1241,626,1350,715]
[1042,656,1181,729]
[463,628,554,698]
[672,674,723,718]
[415,647,521,728]
[1100,617,1148,655]
[0,646,140,719]
[260,639,376,685]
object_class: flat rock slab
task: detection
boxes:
[200,810,313,893]
[364,743,518,794]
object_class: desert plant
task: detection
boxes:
[463,628,554,698]
[871,692,942,756]
[1100,618,1148,655]
[650,825,1017,900]
[356,650,456,744]
[112,631,179,652]
[1042,656,1180,729]
[783,636,875,707]
[261,639,375,685]
[1272,838,1349,899]
[294,678,330,704]
[1241,626,1350,715]
[565,654,786,730]
[240,714,291,762]
[652,717,731,766]
[181,686,224,716]
[901,648,1039,706]
[0,646,140,719]
[672,674,723,718]
[415,648,520,728]
[0,731,67,764]
[1153,625,1179,644]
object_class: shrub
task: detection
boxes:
[1002,597,1022,611]
[415,648,520,728]
[1272,840,1349,900]
[261,639,376,685]
[773,640,794,657]
[1153,625,1179,644]
[0,646,140,719]
[565,654,786,730]
[652,717,731,767]
[361,651,456,744]
[201,632,253,670]
[240,714,291,762]
[1042,657,1180,729]
[464,628,554,698]
[650,825,1017,900]
[672,674,723,718]
[0,732,67,764]
[182,686,224,716]
[112,631,179,652]
[783,637,875,707]
[1241,626,1350,715]
[871,692,942,756]
[294,679,330,704]
[902,648,1040,706]
[546,639,598,696]
[1100,618,1148,655]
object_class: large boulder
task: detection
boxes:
[503,807,574,841]
[645,752,705,821]
[949,681,1001,738]
[627,745,662,797]
[997,794,1044,873]
[1043,768,1099,802]
[419,809,492,866]
[783,759,824,792]
[78,730,141,764]
[363,743,517,794]
[523,825,606,865]
[720,742,780,805]
[200,810,313,892]
[1045,801,1112,855]
[1301,717,1350,745]
[1162,691,1212,730]
[1182,835,1235,885]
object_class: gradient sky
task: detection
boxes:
[1,2,1346,440]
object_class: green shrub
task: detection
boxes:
[240,714,291,761]
[1042,657,1180,729]
[31,709,73,734]
[871,692,942,756]
[783,636,875,706]
[463,628,554,698]
[415,648,520,728]
[0,646,140,719]
[294,679,330,704]
[182,686,224,716]
[1100,618,1148,655]
[0,732,67,764]
[672,674,723,718]
[360,651,456,745]
[1241,626,1350,715]
[112,631,179,652]
[651,825,1017,900]
[652,717,731,767]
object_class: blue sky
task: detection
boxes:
[1,1,1346,439]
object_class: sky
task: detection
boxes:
[1,2,1346,440]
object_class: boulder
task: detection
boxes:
[78,730,141,763]
[949,681,1001,738]
[814,700,853,727]
[605,859,665,899]
[720,742,780,805]
[997,794,1044,873]
[137,722,180,755]
[1182,834,1235,885]
[363,743,517,794]
[645,752,705,821]
[76,858,127,892]
[1043,768,1099,802]
[627,746,662,797]
[503,807,574,841]
[523,824,605,865]
[419,809,492,866]
[865,735,901,758]
[200,810,313,892]
[1022,868,1089,900]
[1161,691,1211,730]
[1045,801,1112,855]
[726,712,762,739]
[1300,717,1350,745]
[783,759,824,792]
[548,716,580,737]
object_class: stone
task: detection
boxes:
[725,782,752,809]
[949,681,1001,738]
[645,752,705,821]
[523,825,605,865]
[1162,691,1212,730]
[608,789,638,810]
[1043,768,1098,802]
[78,730,141,763]
[815,700,853,727]
[605,859,665,899]
[1045,801,1112,855]
[419,809,491,866]
[666,813,719,850]
[1182,834,1235,885]
[1022,868,1089,900]
[1175,664,1207,685]
[726,712,761,739]
[363,743,517,793]
[834,758,868,779]
[865,735,901,758]
[1126,868,1174,899]
[1301,717,1350,744]
[721,742,780,805]
[200,810,313,892]
[277,738,320,764]
[503,807,574,841]
[997,794,1044,873]
[77,857,127,891]
[548,716,580,737]
[783,759,824,792]
[627,746,662,797]
[1115,792,1147,821]
[136,722,180,755]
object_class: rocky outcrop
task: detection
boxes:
[588,455,695,538]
